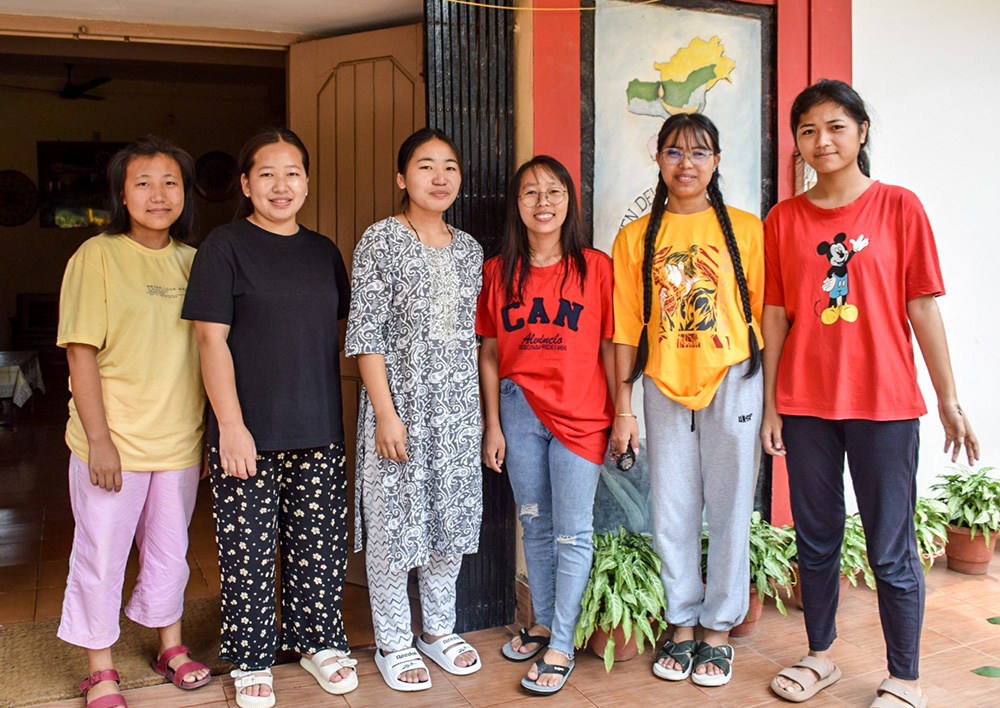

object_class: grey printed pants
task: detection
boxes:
[210,442,349,670]
[643,360,762,632]
[362,469,463,652]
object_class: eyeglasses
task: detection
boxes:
[518,188,567,207]
[659,148,715,166]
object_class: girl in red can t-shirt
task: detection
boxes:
[762,80,979,708]
[478,155,614,696]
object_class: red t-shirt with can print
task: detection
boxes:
[763,181,944,420]
[476,249,614,464]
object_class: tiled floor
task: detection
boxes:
[7,380,1000,707]
[17,556,1000,708]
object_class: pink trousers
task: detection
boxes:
[57,453,200,649]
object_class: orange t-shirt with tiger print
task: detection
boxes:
[612,205,764,410]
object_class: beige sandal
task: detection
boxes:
[770,655,842,702]
[870,678,927,708]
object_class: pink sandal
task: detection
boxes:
[79,669,128,708]
[151,645,212,690]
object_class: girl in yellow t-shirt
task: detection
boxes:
[57,137,210,708]
[611,113,763,688]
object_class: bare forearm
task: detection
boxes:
[761,305,790,410]
[357,353,398,418]
[613,343,638,414]
[601,338,615,401]
[66,344,113,445]
[194,324,245,428]
[479,338,501,430]
[907,295,957,403]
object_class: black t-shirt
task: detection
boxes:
[181,218,351,451]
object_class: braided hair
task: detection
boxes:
[626,114,761,383]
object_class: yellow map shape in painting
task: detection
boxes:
[653,36,735,91]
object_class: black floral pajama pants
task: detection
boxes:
[210,442,349,671]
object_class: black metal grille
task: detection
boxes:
[425,0,517,632]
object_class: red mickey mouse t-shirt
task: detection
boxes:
[477,249,614,464]
[763,181,944,420]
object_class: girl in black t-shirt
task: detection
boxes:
[182,128,356,707]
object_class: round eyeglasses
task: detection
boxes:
[659,148,715,166]
[518,188,568,207]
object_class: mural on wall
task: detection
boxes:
[592,1,764,255]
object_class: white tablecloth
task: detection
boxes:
[0,351,46,407]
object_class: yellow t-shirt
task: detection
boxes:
[612,205,764,409]
[58,233,205,470]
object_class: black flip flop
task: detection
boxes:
[501,628,550,662]
[521,658,574,695]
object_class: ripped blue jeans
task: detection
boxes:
[500,378,601,657]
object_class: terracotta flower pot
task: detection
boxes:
[945,524,997,575]
[589,624,639,661]
[730,584,764,637]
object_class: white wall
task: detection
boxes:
[853,0,999,496]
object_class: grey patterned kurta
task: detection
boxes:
[346,217,483,573]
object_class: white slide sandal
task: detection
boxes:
[416,633,481,676]
[374,647,433,692]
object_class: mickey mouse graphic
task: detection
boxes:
[816,232,869,324]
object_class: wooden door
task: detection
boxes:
[289,23,425,586]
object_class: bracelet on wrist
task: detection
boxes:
[615,413,637,418]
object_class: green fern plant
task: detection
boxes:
[914,496,950,573]
[932,466,1000,544]
[574,527,667,672]
[748,511,797,614]
[841,513,876,589]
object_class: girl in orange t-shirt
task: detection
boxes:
[611,113,764,689]
[762,80,979,708]
[478,155,614,695]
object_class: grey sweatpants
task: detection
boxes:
[643,359,762,632]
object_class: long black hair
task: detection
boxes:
[626,113,761,383]
[106,135,195,243]
[234,127,310,220]
[500,155,588,302]
[790,79,872,177]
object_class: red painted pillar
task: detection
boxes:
[769,0,852,527]
[532,0,582,186]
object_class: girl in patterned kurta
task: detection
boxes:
[346,128,483,692]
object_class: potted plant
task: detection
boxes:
[932,465,1000,574]
[574,527,667,672]
[730,511,796,637]
[914,496,950,573]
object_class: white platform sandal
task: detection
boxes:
[300,648,359,695]
[230,668,275,708]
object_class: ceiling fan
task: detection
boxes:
[58,63,111,100]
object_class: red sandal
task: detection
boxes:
[79,669,128,708]
[151,645,212,690]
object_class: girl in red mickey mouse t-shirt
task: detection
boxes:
[761,79,979,708]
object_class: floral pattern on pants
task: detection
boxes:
[210,442,349,670]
